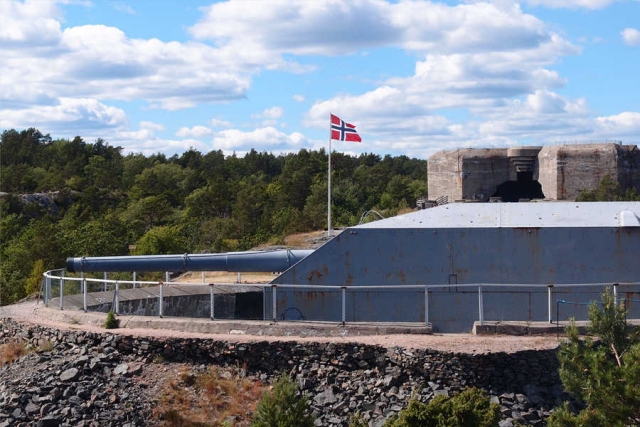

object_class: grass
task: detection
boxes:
[154,365,265,427]
[0,340,28,366]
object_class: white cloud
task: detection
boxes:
[211,127,308,154]
[176,125,213,138]
[113,3,136,14]
[523,0,617,9]
[116,123,209,156]
[209,118,233,128]
[0,10,256,118]
[252,106,284,120]
[293,94,306,102]
[0,98,129,135]
[251,106,284,126]
[190,1,554,56]
[0,0,62,46]
[622,28,640,46]
[595,112,640,137]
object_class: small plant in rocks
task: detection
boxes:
[251,373,315,427]
[104,310,120,329]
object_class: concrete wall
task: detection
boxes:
[431,143,640,202]
[538,144,622,200]
[86,290,263,320]
[428,149,510,202]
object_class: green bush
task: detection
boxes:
[548,288,640,426]
[384,387,500,427]
[251,374,315,427]
[104,310,120,329]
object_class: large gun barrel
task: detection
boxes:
[66,249,314,273]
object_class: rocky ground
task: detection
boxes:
[0,335,152,426]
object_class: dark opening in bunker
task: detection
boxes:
[492,171,545,202]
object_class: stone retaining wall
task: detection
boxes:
[1,319,570,426]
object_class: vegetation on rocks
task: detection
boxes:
[155,365,265,427]
[0,340,27,365]
[251,374,315,427]
[383,387,500,427]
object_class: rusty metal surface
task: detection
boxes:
[269,202,640,332]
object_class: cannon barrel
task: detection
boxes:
[66,249,314,273]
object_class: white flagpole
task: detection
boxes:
[328,112,332,238]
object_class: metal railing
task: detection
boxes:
[41,269,638,328]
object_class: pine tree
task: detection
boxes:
[548,288,640,426]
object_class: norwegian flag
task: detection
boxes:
[330,114,361,142]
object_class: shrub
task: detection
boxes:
[251,374,315,427]
[384,387,500,427]
[104,310,120,329]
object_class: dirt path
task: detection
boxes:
[0,302,561,354]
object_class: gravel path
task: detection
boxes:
[0,302,560,354]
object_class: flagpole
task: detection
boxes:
[327,112,332,238]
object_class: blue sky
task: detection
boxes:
[1,0,639,159]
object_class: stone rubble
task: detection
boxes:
[1,319,575,426]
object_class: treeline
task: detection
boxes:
[0,128,428,305]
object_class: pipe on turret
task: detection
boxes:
[66,249,314,273]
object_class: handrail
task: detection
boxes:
[41,269,639,329]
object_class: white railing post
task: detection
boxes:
[133,271,136,289]
[159,283,164,318]
[424,286,429,327]
[478,284,484,326]
[103,272,108,292]
[59,272,64,311]
[237,272,241,283]
[83,279,88,312]
[341,286,346,326]
[613,283,618,305]
[548,285,553,323]
[272,284,277,322]
[114,282,120,315]
[210,283,215,320]
[165,271,170,283]
[45,275,51,307]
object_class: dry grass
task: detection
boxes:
[0,340,28,365]
[283,230,325,248]
[154,365,266,427]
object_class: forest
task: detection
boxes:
[0,128,429,305]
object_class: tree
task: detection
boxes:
[548,288,640,426]
[134,225,188,255]
[384,387,500,427]
[251,374,315,427]
[576,175,640,201]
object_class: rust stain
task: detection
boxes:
[398,271,406,283]
[346,273,354,286]
[307,265,330,284]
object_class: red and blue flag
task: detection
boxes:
[331,114,361,142]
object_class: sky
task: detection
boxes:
[1,0,639,159]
